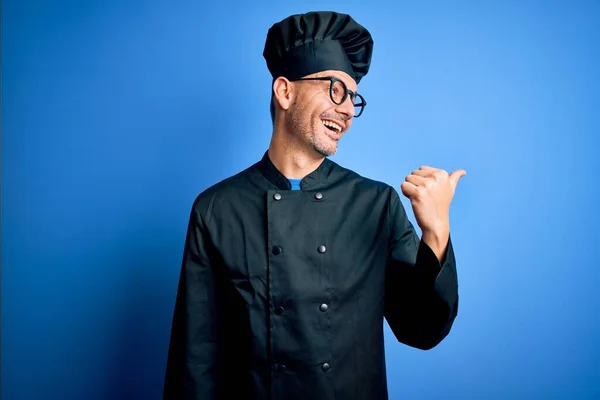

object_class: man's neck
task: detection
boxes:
[267,130,325,180]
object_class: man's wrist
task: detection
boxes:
[421,225,449,263]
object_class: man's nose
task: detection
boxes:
[334,96,355,119]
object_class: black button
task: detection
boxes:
[321,363,330,372]
[314,192,323,200]
[275,306,284,315]
[317,245,326,253]
[319,303,328,312]
[273,363,287,372]
[272,246,282,255]
[273,193,282,200]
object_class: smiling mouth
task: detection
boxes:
[321,119,344,133]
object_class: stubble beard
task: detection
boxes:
[286,99,337,158]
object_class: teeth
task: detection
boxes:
[322,120,343,132]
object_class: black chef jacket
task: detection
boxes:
[163,151,459,400]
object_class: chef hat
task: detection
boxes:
[263,11,374,84]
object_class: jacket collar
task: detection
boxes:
[255,150,334,190]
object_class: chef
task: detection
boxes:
[163,10,466,400]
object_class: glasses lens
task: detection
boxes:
[331,80,346,104]
[353,94,365,117]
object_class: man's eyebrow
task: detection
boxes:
[334,76,357,91]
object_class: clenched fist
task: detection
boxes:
[400,166,466,260]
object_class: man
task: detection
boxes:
[163,11,465,400]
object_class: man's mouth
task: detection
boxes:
[321,119,344,133]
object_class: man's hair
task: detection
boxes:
[270,91,275,124]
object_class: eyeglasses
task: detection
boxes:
[292,76,367,118]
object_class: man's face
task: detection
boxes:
[285,70,358,157]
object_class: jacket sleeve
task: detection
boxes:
[383,188,459,350]
[163,197,222,399]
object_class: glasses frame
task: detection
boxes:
[292,76,367,118]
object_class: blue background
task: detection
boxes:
[2,1,599,399]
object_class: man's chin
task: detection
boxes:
[313,144,337,157]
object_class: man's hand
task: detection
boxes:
[400,166,466,261]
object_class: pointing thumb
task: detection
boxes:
[449,169,467,189]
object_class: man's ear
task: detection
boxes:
[272,77,294,112]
